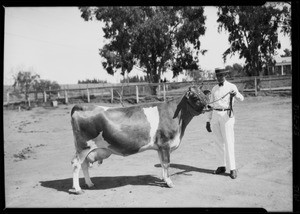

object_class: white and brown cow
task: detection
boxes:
[69,86,210,194]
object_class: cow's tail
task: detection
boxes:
[71,104,84,117]
[71,105,84,153]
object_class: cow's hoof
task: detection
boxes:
[166,182,174,188]
[68,188,84,195]
[166,179,175,188]
[82,182,95,189]
[87,183,95,189]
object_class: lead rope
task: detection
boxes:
[207,91,230,105]
[207,91,234,118]
[228,93,234,118]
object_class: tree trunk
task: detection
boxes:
[25,91,28,101]
[149,73,160,95]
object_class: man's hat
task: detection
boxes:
[215,68,229,75]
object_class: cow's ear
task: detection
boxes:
[185,87,192,98]
[185,91,191,99]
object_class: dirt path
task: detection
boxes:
[4,96,292,211]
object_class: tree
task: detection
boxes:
[32,79,60,92]
[225,63,244,77]
[13,71,40,100]
[278,2,291,37]
[78,78,107,84]
[12,71,62,102]
[185,69,203,81]
[217,4,291,76]
[32,79,61,100]
[79,6,207,94]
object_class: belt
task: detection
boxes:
[214,108,230,111]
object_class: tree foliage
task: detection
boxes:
[32,79,60,92]
[281,48,291,57]
[277,2,291,37]
[225,63,245,77]
[78,78,107,84]
[185,69,203,81]
[12,71,40,100]
[12,71,61,100]
[79,6,207,85]
[217,4,291,76]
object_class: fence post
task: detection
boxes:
[136,85,139,103]
[87,88,90,103]
[158,84,161,96]
[65,90,68,104]
[254,77,258,96]
[28,97,31,107]
[111,88,114,103]
[163,84,166,102]
[44,91,47,102]
[7,92,9,103]
[35,91,38,101]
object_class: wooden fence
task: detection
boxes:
[3,75,292,107]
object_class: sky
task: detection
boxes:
[3,6,291,85]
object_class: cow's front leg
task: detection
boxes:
[158,148,174,188]
[81,159,95,189]
[69,155,84,194]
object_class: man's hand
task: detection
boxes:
[206,122,212,132]
[230,90,237,97]
[202,105,213,113]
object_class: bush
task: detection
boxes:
[32,79,61,92]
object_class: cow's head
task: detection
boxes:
[184,85,210,116]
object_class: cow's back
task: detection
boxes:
[100,105,155,155]
[71,104,155,155]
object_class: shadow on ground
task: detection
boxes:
[40,163,229,194]
[155,163,230,177]
[40,175,166,194]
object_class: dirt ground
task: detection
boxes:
[3,95,292,211]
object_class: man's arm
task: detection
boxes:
[231,85,244,101]
[206,88,214,133]
[207,89,214,122]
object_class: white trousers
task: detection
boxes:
[211,111,236,170]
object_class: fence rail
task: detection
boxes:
[3,75,292,107]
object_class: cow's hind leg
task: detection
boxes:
[82,148,112,189]
[81,159,95,189]
[157,148,174,188]
[69,155,84,194]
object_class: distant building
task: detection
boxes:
[266,56,292,76]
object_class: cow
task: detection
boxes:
[69,85,210,194]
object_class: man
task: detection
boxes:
[206,68,244,179]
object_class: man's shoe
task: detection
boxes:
[214,166,226,174]
[230,170,237,179]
